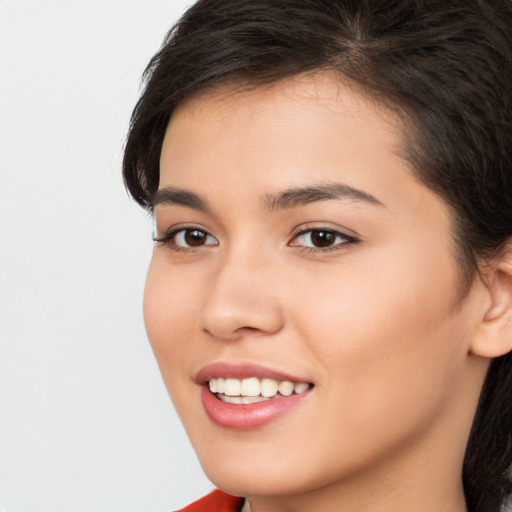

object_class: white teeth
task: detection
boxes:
[294,382,309,394]
[241,396,267,404]
[208,377,311,400]
[278,381,294,396]
[240,377,260,397]
[218,395,270,404]
[260,378,278,397]
[224,378,241,396]
[220,395,243,404]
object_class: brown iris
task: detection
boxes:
[310,230,336,247]
[184,229,208,246]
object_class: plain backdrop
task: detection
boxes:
[3,3,512,512]
[0,1,213,511]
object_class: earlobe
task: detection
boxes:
[469,243,512,359]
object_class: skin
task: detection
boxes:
[144,75,499,512]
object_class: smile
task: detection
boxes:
[209,377,311,404]
[197,364,314,429]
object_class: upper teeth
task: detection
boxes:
[209,377,310,398]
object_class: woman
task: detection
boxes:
[123,1,512,511]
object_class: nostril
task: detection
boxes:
[202,324,262,341]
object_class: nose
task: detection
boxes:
[200,249,284,341]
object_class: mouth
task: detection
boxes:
[197,364,314,429]
[209,377,311,404]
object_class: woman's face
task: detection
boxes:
[144,75,485,501]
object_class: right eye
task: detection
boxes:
[153,228,218,250]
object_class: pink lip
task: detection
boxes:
[196,362,313,430]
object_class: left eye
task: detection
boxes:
[291,229,351,249]
[173,229,218,248]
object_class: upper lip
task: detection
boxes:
[196,362,312,385]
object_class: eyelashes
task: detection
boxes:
[153,225,359,254]
[152,227,218,253]
[289,228,357,252]
[153,228,218,249]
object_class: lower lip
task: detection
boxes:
[201,386,311,429]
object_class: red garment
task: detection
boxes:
[176,489,245,512]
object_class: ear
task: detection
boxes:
[470,243,512,358]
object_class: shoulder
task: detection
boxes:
[176,489,245,512]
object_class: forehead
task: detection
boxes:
[169,73,399,141]
[160,73,407,189]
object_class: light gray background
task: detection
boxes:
[3,3,511,512]
[0,2,213,511]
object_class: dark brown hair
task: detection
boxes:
[123,1,512,510]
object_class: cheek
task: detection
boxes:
[143,257,197,379]
[291,250,468,423]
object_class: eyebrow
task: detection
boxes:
[151,187,210,212]
[151,182,384,213]
[262,183,384,211]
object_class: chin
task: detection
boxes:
[197,442,345,500]
[205,467,310,499]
